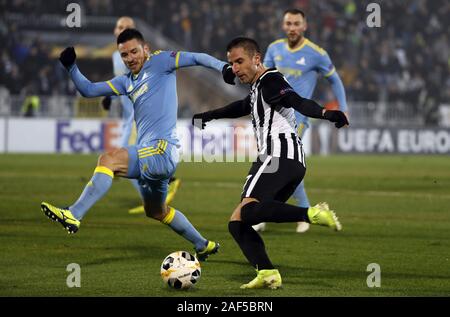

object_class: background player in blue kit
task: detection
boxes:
[101,17,181,215]
[256,9,349,233]
[41,29,236,260]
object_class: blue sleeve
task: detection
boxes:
[316,52,348,112]
[326,71,348,112]
[166,51,226,72]
[263,45,275,68]
[316,51,336,78]
[68,65,127,97]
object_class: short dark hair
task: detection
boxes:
[117,28,145,45]
[226,37,260,56]
[283,8,306,18]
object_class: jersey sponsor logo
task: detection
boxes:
[296,57,306,65]
[277,67,303,78]
[130,83,149,103]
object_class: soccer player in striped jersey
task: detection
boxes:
[41,29,235,261]
[101,16,181,215]
[192,37,347,289]
[257,9,349,233]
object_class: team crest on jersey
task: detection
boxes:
[280,88,294,95]
[296,57,306,65]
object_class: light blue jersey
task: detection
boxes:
[264,38,347,126]
[68,49,225,205]
[112,50,135,147]
[69,50,226,146]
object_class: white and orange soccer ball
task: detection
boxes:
[160,251,201,289]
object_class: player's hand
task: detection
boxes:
[101,96,112,111]
[323,110,349,128]
[192,112,213,129]
[222,64,235,85]
[59,47,76,70]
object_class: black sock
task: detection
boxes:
[228,221,274,270]
[241,201,310,226]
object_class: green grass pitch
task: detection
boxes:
[0,154,449,296]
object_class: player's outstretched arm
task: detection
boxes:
[281,93,349,128]
[262,72,348,128]
[60,47,124,98]
[174,51,236,85]
[192,97,251,129]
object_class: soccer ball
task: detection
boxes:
[160,251,201,289]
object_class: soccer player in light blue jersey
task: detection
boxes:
[102,17,181,215]
[257,9,349,233]
[41,28,236,261]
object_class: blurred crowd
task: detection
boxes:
[1,0,449,119]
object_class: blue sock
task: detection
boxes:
[129,178,142,198]
[292,180,310,208]
[162,207,207,251]
[70,167,114,220]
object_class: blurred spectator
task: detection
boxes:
[21,90,40,117]
[1,0,449,117]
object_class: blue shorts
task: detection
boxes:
[126,139,179,205]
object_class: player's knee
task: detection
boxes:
[144,204,165,221]
[240,201,260,225]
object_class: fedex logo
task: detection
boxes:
[56,120,120,153]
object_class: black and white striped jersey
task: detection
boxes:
[244,68,305,164]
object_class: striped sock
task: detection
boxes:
[70,166,114,220]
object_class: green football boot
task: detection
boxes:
[240,269,282,289]
[41,202,80,234]
[308,202,342,231]
[195,240,220,262]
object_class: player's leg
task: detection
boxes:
[41,147,129,233]
[240,157,341,230]
[139,140,218,261]
[128,176,181,214]
[165,176,181,205]
[129,176,181,214]
[228,199,281,289]
[252,122,312,233]
[228,158,283,289]
[118,105,146,213]
[126,119,180,215]
[292,122,311,233]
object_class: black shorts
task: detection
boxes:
[241,155,306,202]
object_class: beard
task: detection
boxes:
[287,33,303,48]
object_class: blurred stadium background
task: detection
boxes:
[0,0,449,297]
[1,0,449,126]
